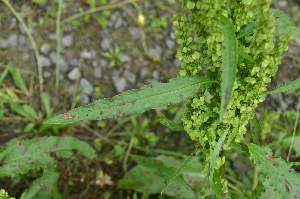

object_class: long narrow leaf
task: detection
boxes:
[219,15,238,120]
[44,76,215,124]
[259,78,300,95]
[158,116,184,131]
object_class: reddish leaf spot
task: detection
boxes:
[266,154,276,161]
[100,111,104,115]
[285,180,293,193]
[36,139,41,144]
[119,103,125,106]
[273,163,279,167]
[44,146,50,153]
[18,164,22,169]
[17,141,23,148]
[109,99,114,102]
[29,160,35,165]
[21,148,28,156]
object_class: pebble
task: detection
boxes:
[39,55,52,67]
[111,70,127,93]
[62,34,73,47]
[100,38,112,51]
[124,70,136,83]
[118,53,131,63]
[7,34,18,48]
[0,39,8,49]
[129,27,141,40]
[148,47,162,61]
[18,36,26,47]
[80,50,92,59]
[59,57,69,73]
[49,51,56,63]
[68,67,81,80]
[173,58,182,68]
[69,58,79,67]
[94,67,102,79]
[80,93,90,105]
[166,38,175,49]
[40,43,51,55]
[80,78,94,95]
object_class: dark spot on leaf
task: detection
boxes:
[86,114,88,116]
[17,141,23,148]
[120,111,126,116]
[285,180,293,193]
[45,162,51,168]
[296,190,300,196]
[100,111,103,115]
[30,151,33,155]
[28,158,32,160]
[266,154,276,161]
[131,101,136,105]
[139,183,145,188]
[192,153,196,156]
[177,187,180,191]
[111,114,115,118]
[54,144,59,149]
[180,94,183,98]
[21,148,28,156]
[280,174,285,176]
[44,146,50,153]
[18,164,22,169]
[36,139,41,144]
[106,108,112,113]
[170,102,173,105]
[13,170,18,174]
[117,110,120,113]
[119,103,125,106]
[150,85,153,88]
[257,161,261,165]
[273,163,279,167]
[88,110,91,113]
[29,160,35,165]
[95,117,99,119]
[109,99,114,102]
[222,46,226,49]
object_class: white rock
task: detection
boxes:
[67,67,81,80]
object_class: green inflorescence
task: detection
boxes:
[0,189,15,199]
[173,0,292,171]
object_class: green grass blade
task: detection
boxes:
[161,145,202,195]
[219,15,238,120]
[259,78,300,95]
[44,76,216,124]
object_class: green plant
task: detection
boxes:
[103,47,123,68]
[42,1,300,198]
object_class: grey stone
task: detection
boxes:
[118,53,131,63]
[100,59,108,68]
[166,38,175,49]
[80,93,90,105]
[7,34,18,47]
[69,58,78,67]
[43,71,52,78]
[80,50,92,59]
[173,58,182,68]
[170,32,176,39]
[94,67,102,79]
[100,38,112,51]
[67,67,81,80]
[59,57,69,73]
[0,39,8,49]
[18,36,26,47]
[148,47,162,61]
[129,27,141,40]
[278,1,287,7]
[40,43,51,55]
[124,70,136,83]
[62,34,73,47]
[80,78,94,95]
[114,15,123,29]
[48,33,57,40]
[49,51,56,63]
[39,55,51,67]
[152,70,160,81]
[111,70,127,93]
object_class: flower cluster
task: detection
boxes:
[173,0,292,169]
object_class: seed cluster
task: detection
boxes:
[173,0,292,170]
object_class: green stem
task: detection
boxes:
[55,0,64,88]
[123,135,135,173]
[251,164,258,190]
[2,0,44,96]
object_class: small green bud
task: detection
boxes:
[192,52,200,59]
[186,1,195,9]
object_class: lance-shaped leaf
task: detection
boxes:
[158,116,184,131]
[246,143,300,198]
[270,9,300,36]
[219,15,238,121]
[0,136,96,178]
[44,76,215,124]
[259,78,300,95]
